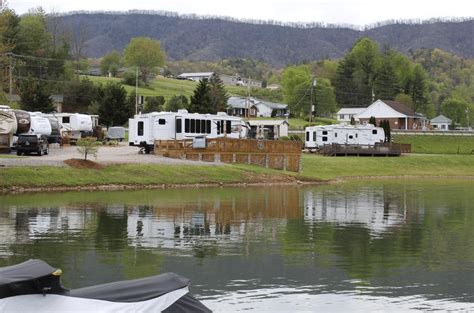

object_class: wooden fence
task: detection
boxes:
[154,138,303,172]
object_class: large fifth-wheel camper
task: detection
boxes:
[305,124,385,150]
[129,110,248,153]
[0,105,17,152]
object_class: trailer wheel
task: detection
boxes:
[17,150,21,156]
[38,148,42,156]
[44,147,49,155]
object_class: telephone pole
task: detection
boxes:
[135,67,138,115]
[310,77,316,123]
[8,53,13,96]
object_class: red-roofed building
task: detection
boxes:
[357,100,425,130]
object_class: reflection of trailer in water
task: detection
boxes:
[129,109,248,154]
[305,124,385,151]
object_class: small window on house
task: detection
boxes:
[137,121,144,136]
[63,116,70,124]
[339,114,344,120]
[185,119,190,133]
[322,131,328,135]
[190,119,196,133]
[322,136,328,142]
[313,132,316,141]
[372,130,377,135]
[176,119,182,133]
[306,132,310,141]
[158,119,166,125]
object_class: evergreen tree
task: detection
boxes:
[96,82,134,127]
[350,116,356,125]
[369,116,376,126]
[334,56,358,106]
[314,78,338,117]
[189,79,212,114]
[409,65,429,113]
[63,77,97,113]
[209,74,229,113]
[379,120,391,142]
[19,77,55,112]
[374,58,399,100]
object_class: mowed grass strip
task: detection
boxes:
[394,135,474,154]
[0,163,285,188]
[299,154,474,180]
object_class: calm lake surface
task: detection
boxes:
[1,180,474,312]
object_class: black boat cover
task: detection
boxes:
[70,272,189,302]
[0,259,67,298]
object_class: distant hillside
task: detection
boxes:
[59,12,473,66]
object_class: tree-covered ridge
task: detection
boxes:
[57,13,473,66]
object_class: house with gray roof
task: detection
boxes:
[430,115,452,131]
[177,72,214,81]
[227,96,288,118]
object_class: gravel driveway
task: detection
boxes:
[0,144,223,167]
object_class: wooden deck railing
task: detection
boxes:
[154,138,303,172]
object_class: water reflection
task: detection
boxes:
[0,182,474,311]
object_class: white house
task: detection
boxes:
[227,97,288,118]
[430,115,451,131]
[357,99,425,130]
[335,108,366,123]
[247,120,289,140]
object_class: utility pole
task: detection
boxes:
[8,53,13,96]
[310,77,316,123]
[135,67,138,115]
[246,76,251,118]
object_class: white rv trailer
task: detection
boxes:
[45,113,94,141]
[129,110,248,153]
[26,113,52,136]
[305,124,385,150]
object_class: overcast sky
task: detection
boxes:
[7,0,473,26]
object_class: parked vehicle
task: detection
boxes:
[16,134,49,156]
[129,109,248,153]
[0,105,17,152]
[305,124,385,150]
[0,259,211,312]
[106,126,125,142]
[44,113,95,143]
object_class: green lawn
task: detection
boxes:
[299,154,474,180]
[84,75,249,101]
[393,135,474,154]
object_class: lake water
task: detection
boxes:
[1,180,474,312]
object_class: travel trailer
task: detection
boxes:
[26,113,52,137]
[129,110,248,153]
[305,124,385,150]
[0,105,17,152]
[45,113,94,142]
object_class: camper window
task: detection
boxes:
[226,121,232,134]
[190,119,196,133]
[63,116,70,123]
[185,119,190,133]
[158,119,166,125]
[196,120,201,133]
[356,133,358,138]
[201,120,206,133]
[137,121,144,136]
[372,130,377,134]
[206,120,211,134]
[335,133,338,138]
[306,132,309,141]
[322,136,328,142]
[176,119,182,133]
[349,135,353,139]
[322,131,328,135]
[313,132,316,141]
[217,121,221,135]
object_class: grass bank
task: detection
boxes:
[1,154,473,192]
[393,135,474,154]
[0,163,295,191]
[299,154,474,180]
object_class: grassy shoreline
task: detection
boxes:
[1,154,473,193]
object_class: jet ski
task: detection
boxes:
[0,259,211,312]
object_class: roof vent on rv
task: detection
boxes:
[177,109,188,114]
[217,112,227,116]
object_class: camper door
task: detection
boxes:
[133,117,152,145]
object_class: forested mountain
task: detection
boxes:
[58,12,473,66]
